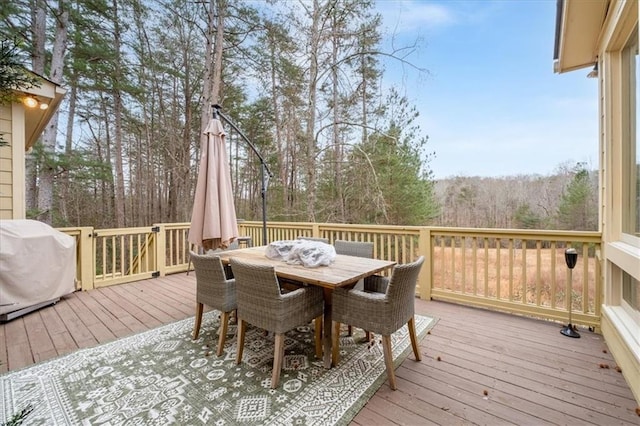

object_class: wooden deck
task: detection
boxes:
[1,273,638,425]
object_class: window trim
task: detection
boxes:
[620,26,638,242]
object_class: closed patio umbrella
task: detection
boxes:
[188,117,238,251]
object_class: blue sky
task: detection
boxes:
[375,0,598,179]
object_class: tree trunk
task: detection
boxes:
[305,0,322,222]
[36,0,68,224]
[25,0,48,215]
[200,0,224,130]
[267,26,287,209]
[111,0,126,228]
[330,13,345,222]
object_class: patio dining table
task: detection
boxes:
[219,245,396,368]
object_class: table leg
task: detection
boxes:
[323,288,333,369]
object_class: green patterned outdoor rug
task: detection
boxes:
[1,312,436,425]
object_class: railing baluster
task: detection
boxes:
[472,237,478,295]
[101,237,106,280]
[484,238,489,297]
[451,237,456,293]
[119,235,124,276]
[496,239,501,300]
[582,244,589,314]
[128,234,133,274]
[168,230,174,266]
[461,236,467,294]
[508,239,514,301]
[536,240,542,306]
[551,241,557,309]
[521,244,527,304]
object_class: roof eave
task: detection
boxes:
[553,0,609,74]
[16,71,67,150]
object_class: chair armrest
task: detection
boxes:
[280,287,305,300]
[363,275,389,294]
[332,287,389,333]
[346,288,386,303]
[279,286,323,303]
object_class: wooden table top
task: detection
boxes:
[219,246,396,289]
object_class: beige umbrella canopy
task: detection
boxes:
[188,118,239,251]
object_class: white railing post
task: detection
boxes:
[418,227,432,300]
[154,223,166,277]
[79,227,96,291]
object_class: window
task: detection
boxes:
[622,27,639,239]
[620,26,640,325]
[623,271,640,311]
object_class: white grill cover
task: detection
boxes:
[0,220,76,315]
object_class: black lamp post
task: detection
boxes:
[560,248,580,338]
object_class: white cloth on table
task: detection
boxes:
[265,240,336,268]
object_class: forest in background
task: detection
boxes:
[434,163,598,231]
[0,1,598,232]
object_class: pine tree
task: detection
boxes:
[0,40,39,146]
[514,203,542,229]
[557,163,597,230]
[344,89,438,225]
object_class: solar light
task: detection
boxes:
[560,248,580,338]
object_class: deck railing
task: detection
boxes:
[58,221,602,330]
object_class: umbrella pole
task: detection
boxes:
[260,163,268,246]
[213,104,272,246]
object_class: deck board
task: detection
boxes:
[22,310,57,363]
[101,285,162,331]
[39,303,79,357]
[4,318,31,371]
[52,296,97,348]
[64,294,120,342]
[1,272,638,424]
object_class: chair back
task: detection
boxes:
[230,257,286,330]
[334,240,374,258]
[385,256,425,322]
[189,251,236,312]
[190,251,228,281]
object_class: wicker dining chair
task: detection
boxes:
[331,256,425,390]
[333,240,375,337]
[334,239,374,258]
[186,239,238,276]
[189,251,237,357]
[231,257,324,389]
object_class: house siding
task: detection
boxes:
[0,104,13,219]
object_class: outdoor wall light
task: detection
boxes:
[587,61,598,78]
[21,95,49,110]
[22,96,38,108]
